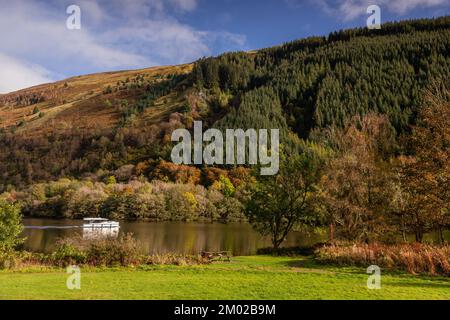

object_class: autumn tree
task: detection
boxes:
[152,160,201,185]
[320,114,397,242]
[397,83,450,242]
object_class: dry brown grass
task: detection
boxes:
[0,64,192,135]
[315,242,450,275]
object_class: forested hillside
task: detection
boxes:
[0,16,449,191]
[193,17,449,138]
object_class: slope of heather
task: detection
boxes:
[0,64,192,135]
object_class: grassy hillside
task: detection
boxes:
[0,16,449,191]
[0,64,192,135]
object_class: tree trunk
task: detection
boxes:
[329,223,335,242]
[415,229,423,243]
[272,240,281,251]
[401,215,407,242]
[438,226,444,244]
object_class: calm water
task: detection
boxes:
[22,218,327,255]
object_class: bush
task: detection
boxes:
[0,201,24,252]
[45,234,209,268]
[0,250,16,269]
[103,85,113,94]
[50,243,87,267]
[0,250,44,269]
[51,234,142,267]
[86,234,142,266]
[315,243,450,275]
[1,231,213,269]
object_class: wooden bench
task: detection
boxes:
[200,251,231,262]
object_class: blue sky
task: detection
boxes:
[0,0,449,93]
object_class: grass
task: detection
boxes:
[0,256,449,300]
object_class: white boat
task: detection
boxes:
[82,218,119,239]
[83,218,120,229]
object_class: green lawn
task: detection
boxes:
[0,256,448,300]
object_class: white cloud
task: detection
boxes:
[0,1,153,75]
[103,19,247,65]
[76,0,108,25]
[0,0,246,93]
[389,0,449,14]
[0,53,54,93]
[314,0,450,21]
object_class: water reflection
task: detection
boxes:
[83,228,119,239]
[22,218,325,255]
[22,218,448,256]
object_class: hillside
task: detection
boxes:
[0,16,449,191]
[0,64,192,135]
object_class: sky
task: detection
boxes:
[0,0,449,93]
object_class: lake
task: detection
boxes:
[21,218,327,255]
[21,218,449,256]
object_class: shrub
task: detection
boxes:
[54,234,143,267]
[315,243,450,275]
[103,85,113,94]
[85,234,142,266]
[3,244,211,269]
[14,251,47,267]
[50,243,87,267]
[49,234,213,267]
[0,201,24,252]
[0,250,16,269]
[0,249,45,269]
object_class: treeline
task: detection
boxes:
[2,176,247,222]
